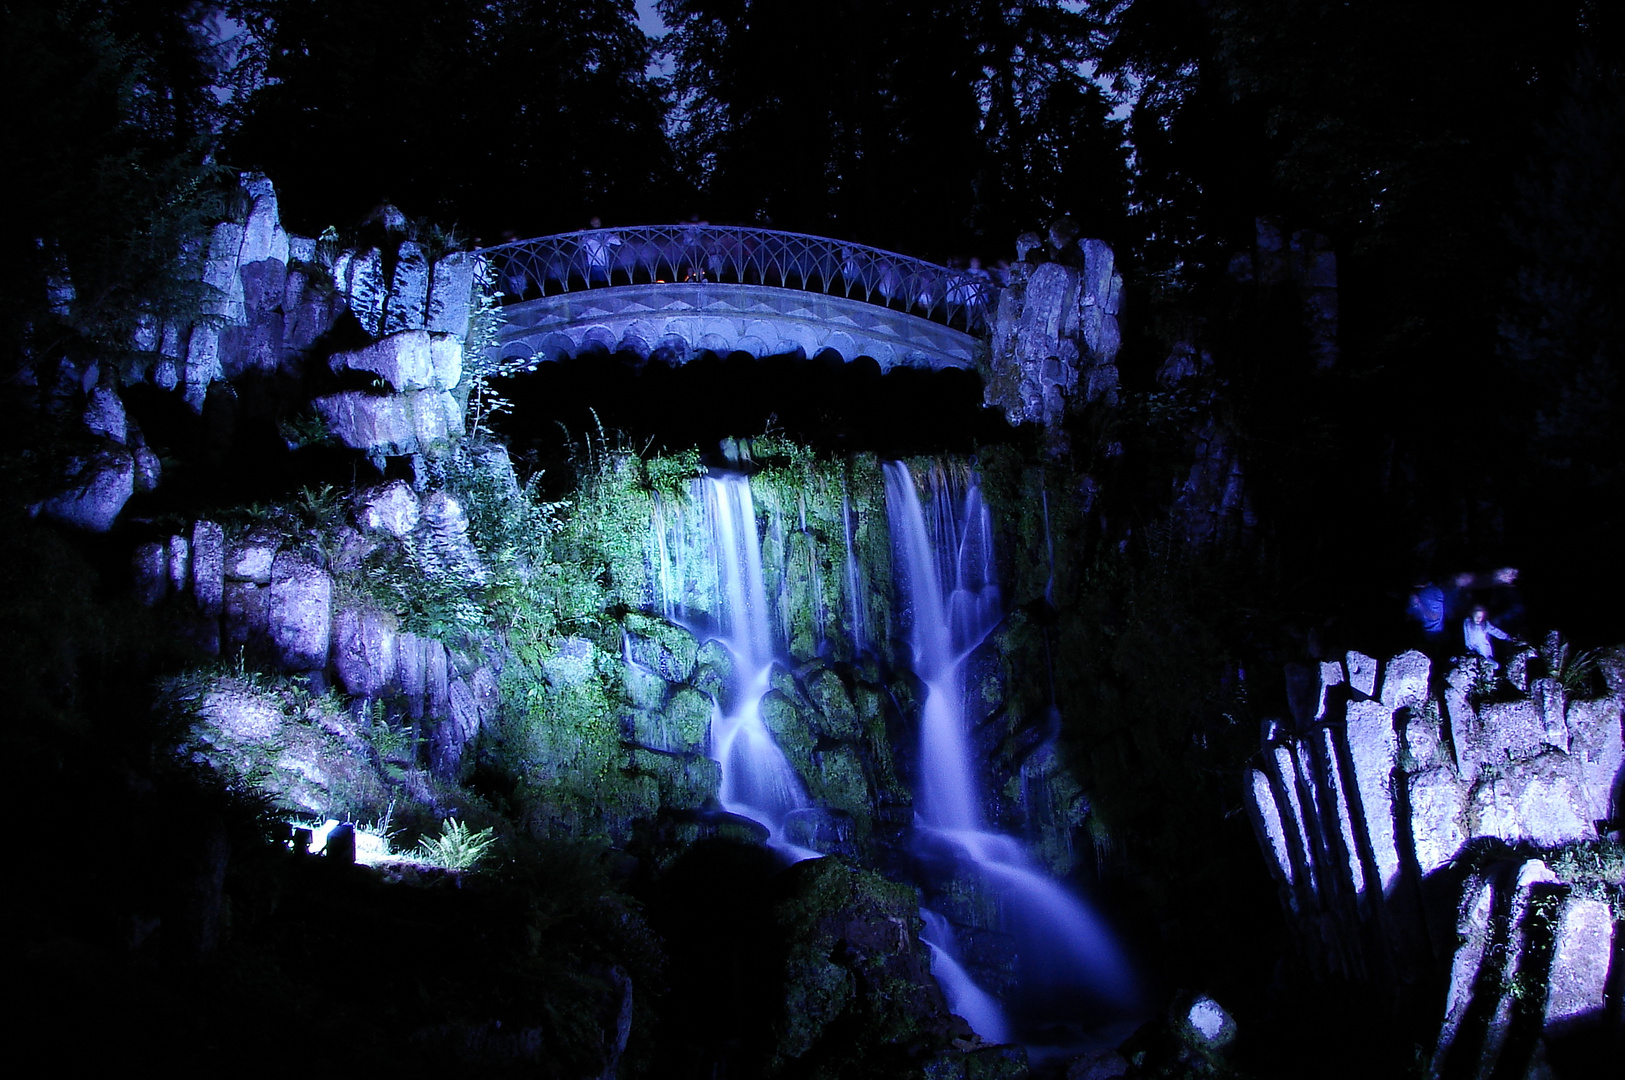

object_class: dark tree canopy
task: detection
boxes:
[659,0,1129,261]
[224,0,679,241]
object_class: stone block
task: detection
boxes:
[1433,874,1497,1072]
[1312,724,1366,896]
[1479,698,1558,764]
[200,687,284,741]
[268,552,332,671]
[1344,697,1401,894]
[398,632,427,718]
[344,248,386,335]
[622,614,698,683]
[427,640,450,718]
[239,174,289,266]
[1544,897,1613,1033]
[1407,766,1466,876]
[430,333,463,390]
[1566,697,1623,823]
[167,533,190,594]
[332,606,399,698]
[202,221,246,324]
[1469,751,1595,847]
[1317,659,1344,720]
[133,542,167,606]
[1345,650,1379,698]
[222,580,270,656]
[427,251,476,336]
[383,241,429,334]
[1245,767,1295,898]
[191,520,225,616]
[804,666,859,740]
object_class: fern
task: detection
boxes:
[414,818,497,871]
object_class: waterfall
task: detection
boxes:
[884,461,1135,1040]
[921,908,1009,1044]
[701,474,818,860]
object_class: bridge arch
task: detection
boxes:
[479,225,998,371]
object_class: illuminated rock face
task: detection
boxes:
[1243,646,1623,1072]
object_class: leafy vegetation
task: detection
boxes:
[414,817,499,870]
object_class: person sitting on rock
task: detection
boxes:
[1463,604,1512,662]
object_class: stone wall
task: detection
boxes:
[1245,645,1623,1074]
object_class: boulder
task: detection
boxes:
[625,746,720,808]
[40,449,134,532]
[225,528,279,584]
[430,333,463,390]
[354,480,420,537]
[417,490,486,583]
[1381,650,1430,710]
[329,329,437,392]
[268,552,332,671]
[660,686,714,752]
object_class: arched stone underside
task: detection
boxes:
[495,283,981,371]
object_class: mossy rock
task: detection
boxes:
[760,689,816,775]
[804,666,859,740]
[622,660,669,711]
[807,743,872,837]
[691,637,733,707]
[622,612,698,683]
[661,686,714,753]
[767,858,963,1076]
[626,747,720,809]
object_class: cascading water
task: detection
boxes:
[700,474,818,860]
[884,461,1135,1043]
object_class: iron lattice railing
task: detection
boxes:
[477,225,997,335]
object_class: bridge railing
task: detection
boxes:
[477,225,997,335]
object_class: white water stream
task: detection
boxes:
[884,461,1134,1041]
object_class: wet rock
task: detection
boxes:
[40,448,134,532]
[626,747,720,808]
[542,636,597,687]
[1065,1048,1129,1079]
[761,689,816,768]
[623,613,698,683]
[691,638,733,707]
[768,859,962,1072]
[268,551,332,670]
[804,666,859,739]
[660,686,714,753]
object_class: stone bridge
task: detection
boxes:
[480,225,997,371]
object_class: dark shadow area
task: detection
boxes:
[490,349,1018,492]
